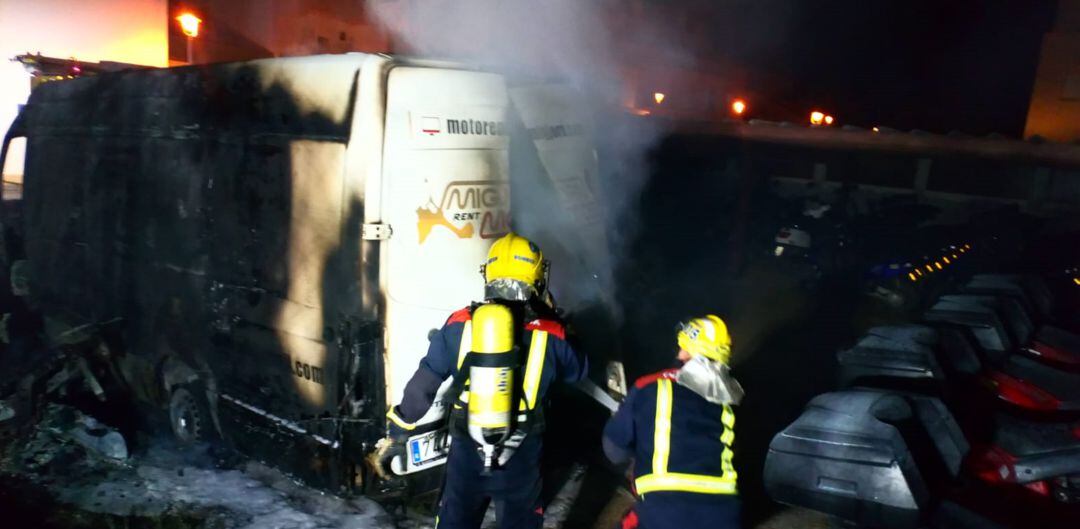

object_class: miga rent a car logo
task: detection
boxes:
[417,180,510,243]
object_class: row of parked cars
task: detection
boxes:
[764,269,1080,528]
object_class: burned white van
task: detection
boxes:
[5,53,517,492]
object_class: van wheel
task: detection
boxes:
[169,384,212,444]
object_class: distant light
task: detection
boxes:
[653,92,666,105]
[872,126,880,133]
[71,65,81,74]
[810,111,825,126]
[908,272,917,282]
[915,268,923,277]
[731,98,747,116]
[925,265,934,273]
[934,261,943,270]
[177,13,202,38]
[1073,277,1080,286]
[824,115,834,125]
[943,256,951,264]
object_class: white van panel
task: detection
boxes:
[380,67,510,404]
[509,84,614,310]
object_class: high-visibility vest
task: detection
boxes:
[634,378,738,496]
[455,320,548,413]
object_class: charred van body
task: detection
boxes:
[5,54,515,493]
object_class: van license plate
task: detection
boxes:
[407,430,449,471]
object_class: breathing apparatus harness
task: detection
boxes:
[445,298,551,474]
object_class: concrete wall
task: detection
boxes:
[1024,34,1080,142]
[1024,0,1080,142]
[0,0,168,183]
[763,145,1080,216]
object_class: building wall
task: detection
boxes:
[267,0,391,56]
[0,0,168,183]
[1025,0,1080,142]
[168,0,391,65]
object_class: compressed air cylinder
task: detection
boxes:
[467,303,516,461]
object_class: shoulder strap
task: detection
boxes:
[443,305,477,406]
[634,369,679,389]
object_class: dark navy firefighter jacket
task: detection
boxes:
[391,301,588,436]
[603,369,740,528]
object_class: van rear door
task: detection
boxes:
[379,67,511,405]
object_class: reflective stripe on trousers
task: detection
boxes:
[635,378,738,495]
[454,321,548,412]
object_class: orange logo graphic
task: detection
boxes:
[417,180,510,244]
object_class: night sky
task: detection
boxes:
[707,0,1058,136]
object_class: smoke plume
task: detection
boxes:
[366,0,690,324]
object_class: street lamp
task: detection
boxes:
[653,92,666,105]
[809,111,825,126]
[176,13,202,64]
[731,98,747,117]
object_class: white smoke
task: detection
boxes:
[368,1,618,87]
[366,0,689,323]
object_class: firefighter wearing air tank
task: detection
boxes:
[603,315,744,529]
[383,233,588,529]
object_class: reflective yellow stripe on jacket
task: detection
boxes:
[455,320,548,411]
[634,378,738,496]
[454,321,473,405]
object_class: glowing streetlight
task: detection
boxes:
[824,115,834,125]
[731,98,747,117]
[653,92,666,105]
[176,13,202,64]
[872,126,880,133]
[809,111,825,126]
[177,13,202,37]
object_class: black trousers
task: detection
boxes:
[436,434,544,529]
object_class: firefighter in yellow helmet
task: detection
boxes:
[381,233,587,529]
[603,315,744,529]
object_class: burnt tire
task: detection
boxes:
[168,383,213,444]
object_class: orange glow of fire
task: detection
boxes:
[653,92,665,104]
[731,99,747,116]
[809,111,825,125]
[176,13,202,38]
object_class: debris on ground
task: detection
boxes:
[0,403,399,529]
[66,410,128,460]
[0,390,833,529]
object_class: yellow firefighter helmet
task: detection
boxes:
[677,315,732,364]
[482,233,548,301]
